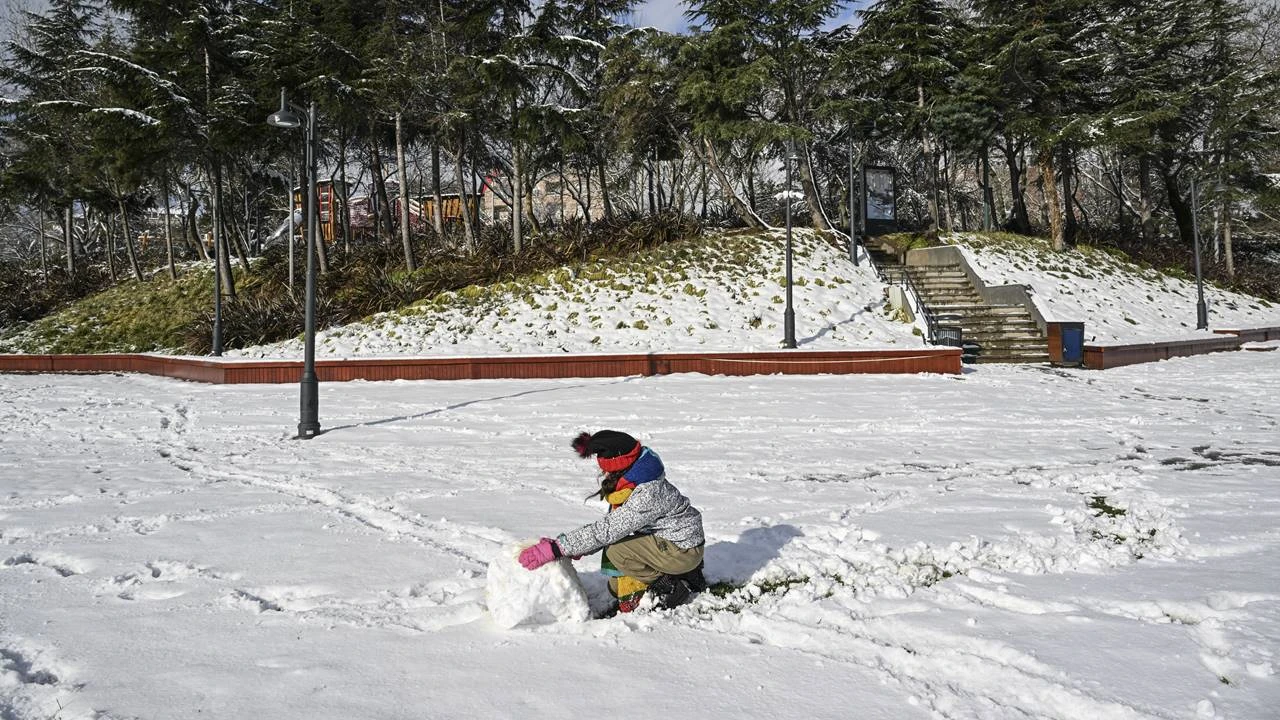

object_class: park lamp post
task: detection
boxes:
[212,227,222,356]
[266,89,321,439]
[783,151,799,349]
[1190,177,1209,330]
[847,132,859,266]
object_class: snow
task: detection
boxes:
[3,230,1280,719]
[227,230,921,359]
[87,107,160,126]
[3,349,1280,719]
[217,231,1280,361]
[485,545,590,628]
[951,234,1280,343]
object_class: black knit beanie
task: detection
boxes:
[572,430,639,459]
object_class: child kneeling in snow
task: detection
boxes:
[518,430,707,616]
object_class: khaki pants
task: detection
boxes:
[605,534,703,585]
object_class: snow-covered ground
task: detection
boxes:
[3,349,1280,719]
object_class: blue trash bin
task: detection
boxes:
[1060,322,1084,366]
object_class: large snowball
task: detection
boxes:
[486,542,591,629]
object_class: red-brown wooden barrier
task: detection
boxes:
[1083,335,1244,369]
[0,348,962,384]
[1214,326,1280,343]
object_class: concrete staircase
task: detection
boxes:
[866,241,1048,363]
[903,264,1049,363]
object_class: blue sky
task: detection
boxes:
[628,0,867,33]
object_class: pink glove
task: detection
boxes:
[518,538,561,570]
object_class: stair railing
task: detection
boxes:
[865,246,946,346]
[898,266,942,345]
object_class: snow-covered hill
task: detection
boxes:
[952,233,1280,343]
[229,229,918,358]
[229,230,1280,359]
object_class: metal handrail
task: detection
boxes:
[898,266,943,345]
[864,245,952,347]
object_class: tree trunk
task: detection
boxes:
[919,83,940,233]
[182,184,208,260]
[339,130,352,254]
[559,162,567,225]
[941,148,955,232]
[65,205,75,275]
[454,133,476,253]
[242,171,253,256]
[1061,145,1077,245]
[1139,155,1157,243]
[981,149,994,230]
[211,161,236,299]
[1221,200,1234,278]
[372,138,396,244]
[117,197,144,281]
[700,159,709,220]
[39,206,48,284]
[523,169,540,233]
[228,202,253,270]
[1001,142,1030,234]
[106,214,118,282]
[596,153,613,219]
[1160,164,1196,249]
[675,158,687,214]
[224,178,252,273]
[1038,147,1066,251]
[647,155,656,214]
[396,113,416,271]
[162,170,177,279]
[797,143,831,230]
[513,130,523,253]
[431,143,444,235]
[700,137,768,229]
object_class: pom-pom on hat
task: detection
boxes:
[572,430,642,473]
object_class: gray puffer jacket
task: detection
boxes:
[556,476,704,557]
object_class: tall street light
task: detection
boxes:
[783,151,798,349]
[1191,177,1209,330]
[847,133,859,266]
[212,223,223,356]
[267,89,321,439]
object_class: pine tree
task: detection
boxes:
[684,0,845,230]
[972,0,1103,250]
[852,0,962,235]
[0,0,104,273]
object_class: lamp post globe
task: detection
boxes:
[267,89,303,129]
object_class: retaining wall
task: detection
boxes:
[1083,336,1244,369]
[0,348,963,384]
